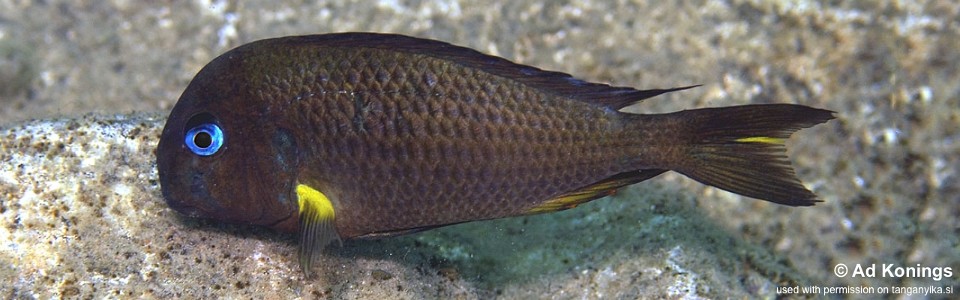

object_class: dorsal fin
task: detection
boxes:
[262,33,697,109]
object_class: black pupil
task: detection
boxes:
[194,131,212,148]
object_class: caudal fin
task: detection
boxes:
[669,104,834,206]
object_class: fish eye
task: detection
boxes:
[184,113,224,156]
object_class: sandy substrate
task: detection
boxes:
[1,1,957,298]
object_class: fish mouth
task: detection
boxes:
[157,168,217,219]
[160,185,208,218]
[166,201,206,218]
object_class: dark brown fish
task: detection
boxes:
[155,33,834,275]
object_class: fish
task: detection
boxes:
[155,32,835,275]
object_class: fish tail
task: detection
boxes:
[639,104,835,206]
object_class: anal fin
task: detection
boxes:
[297,184,341,277]
[526,169,667,214]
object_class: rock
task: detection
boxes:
[2,0,958,298]
[0,114,801,298]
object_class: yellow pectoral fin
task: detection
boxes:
[297,184,336,220]
[734,136,786,145]
[296,184,341,277]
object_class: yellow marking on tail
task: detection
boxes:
[735,136,786,145]
[297,184,335,221]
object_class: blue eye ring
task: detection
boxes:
[185,123,224,156]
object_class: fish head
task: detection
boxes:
[157,48,302,232]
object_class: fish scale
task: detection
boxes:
[298,84,613,237]
[156,33,834,275]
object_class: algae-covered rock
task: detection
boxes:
[0,114,470,298]
[1,0,958,298]
[0,114,803,298]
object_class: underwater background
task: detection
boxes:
[1,0,957,298]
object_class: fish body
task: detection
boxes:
[156,33,834,274]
